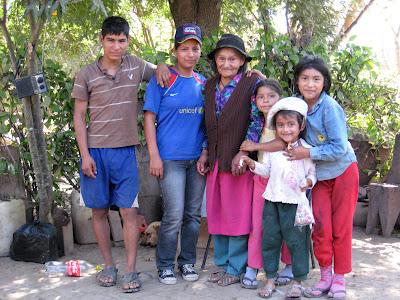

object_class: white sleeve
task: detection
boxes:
[252,159,271,178]
[305,158,317,187]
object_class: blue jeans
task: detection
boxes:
[156,160,206,270]
[213,234,248,276]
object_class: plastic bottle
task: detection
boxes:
[45,260,95,277]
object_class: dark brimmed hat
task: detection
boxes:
[175,23,202,45]
[207,34,252,62]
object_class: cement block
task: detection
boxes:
[136,145,162,224]
[0,146,26,200]
[0,199,26,256]
[62,220,74,256]
[366,183,400,237]
[353,202,368,228]
[108,211,123,242]
[70,190,97,244]
[138,195,162,224]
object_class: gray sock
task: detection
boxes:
[278,264,293,278]
[243,266,257,285]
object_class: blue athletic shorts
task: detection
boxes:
[80,146,139,209]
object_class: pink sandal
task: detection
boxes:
[327,276,346,299]
[303,286,330,298]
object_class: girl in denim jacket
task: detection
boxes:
[286,56,359,299]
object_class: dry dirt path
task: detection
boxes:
[0,227,399,300]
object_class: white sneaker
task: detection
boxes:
[158,269,177,285]
[179,264,199,282]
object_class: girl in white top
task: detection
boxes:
[240,97,316,299]
[240,80,294,289]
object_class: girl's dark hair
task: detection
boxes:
[293,55,331,95]
[101,16,130,38]
[210,48,248,75]
[272,110,305,131]
[254,79,283,97]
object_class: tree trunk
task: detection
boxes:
[26,9,53,223]
[168,0,221,36]
[1,0,54,223]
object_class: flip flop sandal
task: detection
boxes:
[275,275,293,286]
[96,266,118,287]
[121,272,141,293]
[328,289,346,299]
[208,270,225,283]
[285,283,303,299]
[217,274,240,286]
[258,286,276,298]
[240,273,259,289]
[303,286,330,298]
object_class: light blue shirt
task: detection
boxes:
[302,92,356,180]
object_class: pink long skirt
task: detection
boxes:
[206,161,253,236]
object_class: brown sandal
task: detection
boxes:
[217,274,240,286]
[208,270,225,283]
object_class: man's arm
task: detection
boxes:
[142,61,170,87]
[73,99,96,178]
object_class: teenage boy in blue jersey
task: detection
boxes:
[143,23,207,285]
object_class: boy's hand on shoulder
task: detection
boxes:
[240,140,259,152]
[155,63,170,88]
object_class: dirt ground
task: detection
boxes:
[0,226,399,300]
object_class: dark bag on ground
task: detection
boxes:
[9,221,58,263]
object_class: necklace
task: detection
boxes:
[219,80,228,90]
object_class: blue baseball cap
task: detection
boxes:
[174,23,202,45]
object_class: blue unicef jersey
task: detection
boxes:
[144,67,206,160]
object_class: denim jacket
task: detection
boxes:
[303,92,356,180]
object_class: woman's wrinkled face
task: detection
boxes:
[215,48,245,80]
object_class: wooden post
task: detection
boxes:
[386,134,400,184]
[366,183,400,237]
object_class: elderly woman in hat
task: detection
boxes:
[196,34,263,286]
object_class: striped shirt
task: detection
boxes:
[71,54,154,148]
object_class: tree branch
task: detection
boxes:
[0,0,18,72]
[1,0,6,22]
[340,0,375,41]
